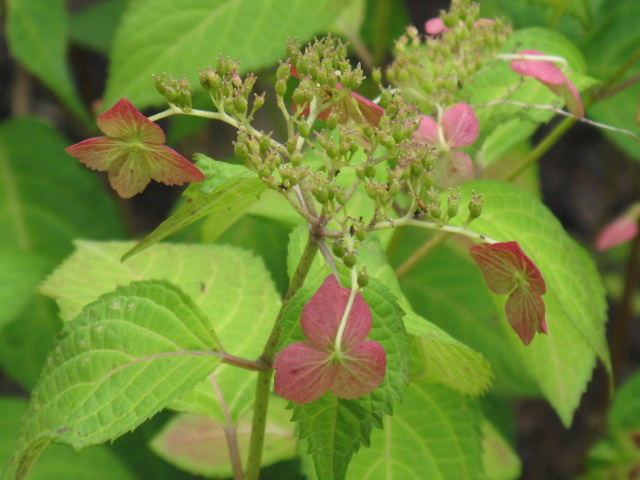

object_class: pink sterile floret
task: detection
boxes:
[273,275,386,404]
[596,211,640,251]
[66,97,204,198]
[510,50,584,119]
[441,102,479,148]
[470,241,548,346]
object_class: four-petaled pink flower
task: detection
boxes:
[509,49,584,119]
[273,275,386,404]
[66,97,204,198]
[413,102,479,187]
[470,241,548,345]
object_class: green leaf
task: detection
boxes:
[0,397,137,480]
[3,280,222,480]
[582,0,640,160]
[345,384,483,479]
[123,156,265,260]
[150,396,295,477]
[104,0,348,109]
[6,0,87,120]
[450,181,610,425]
[69,0,127,54]
[39,241,280,422]
[279,277,409,480]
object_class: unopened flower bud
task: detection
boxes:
[275,78,287,97]
[332,241,346,258]
[276,61,291,81]
[343,252,357,268]
[468,192,484,219]
[357,267,369,288]
[327,113,339,130]
[234,95,248,113]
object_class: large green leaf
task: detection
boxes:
[449,181,610,425]
[104,0,348,109]
[6,0,87,120]
[278,276,410,480]
[582,0,640,160]
[123,156,265,260]
[0,397,136,480]
[345,384,483,479]
[39,241,280,422]
[2,280,222,480]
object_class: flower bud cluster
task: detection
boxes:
[387,0,510,113]
[153,74,193,111]
[198,57,264,121]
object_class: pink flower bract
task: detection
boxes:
[470,241,548,345]
[66,97,204,198]
[273,275,386,404]
[510,50,584,119]
[596,206,640,251]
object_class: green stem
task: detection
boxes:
[244,234,319,480]
[371,0,392,67]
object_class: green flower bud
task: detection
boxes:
[234,95,248,113]
[297,121,311,138]
[468,192,484,219]
[325,144,339,158]
[355,228,366,242]
[372,68,382,84]
[258,134,271,154]
[343,252,357,268]
[292,88,306,106]
[364,163,376,178]
[327,113,339,130]
[253,93,265,111]
[290,152,303,166]
[380,135,395,149]
[234,141,249,161]
[332,241,346,258]
[357,268,369,288]
[275,78,287,97]
[276,61,291,81]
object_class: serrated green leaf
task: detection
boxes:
[582,0,640,160]
[104,0,348,109]
[6,0,87,120]
[150,396,295,477]
[345,384,483,479]
[0,397,137,480]
[278,276,409,480]
[69,0,127,54]
[39,241,280,422]
[3,280,222,480]
[123,156,265,260]
[449,180,610,425]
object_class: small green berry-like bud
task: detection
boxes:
[292,88,306,106]
[276,61,291,81]
[234,141,249,161]
[332,241,346,258]
[325,144,339,158]
[327,113,339,130]
[290,152,303,167]
[429,202,442,219]
[343,252,357,268]
[364,163,376,179]
[380,135,395,149]
[357,268,369,288]
[355,228,366,242]
[234,95,248,113]
[312,185,330,204]
[297,121,311,138]
[258,134,271,154]
[275,78,287,97]
[372,68,382,84]
[253,93,265,111]
[468,192,484,219]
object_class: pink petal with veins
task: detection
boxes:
[442,103,479,148]
[330,340,387,399]
[413,114,439,144]
[425,18,449,35]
